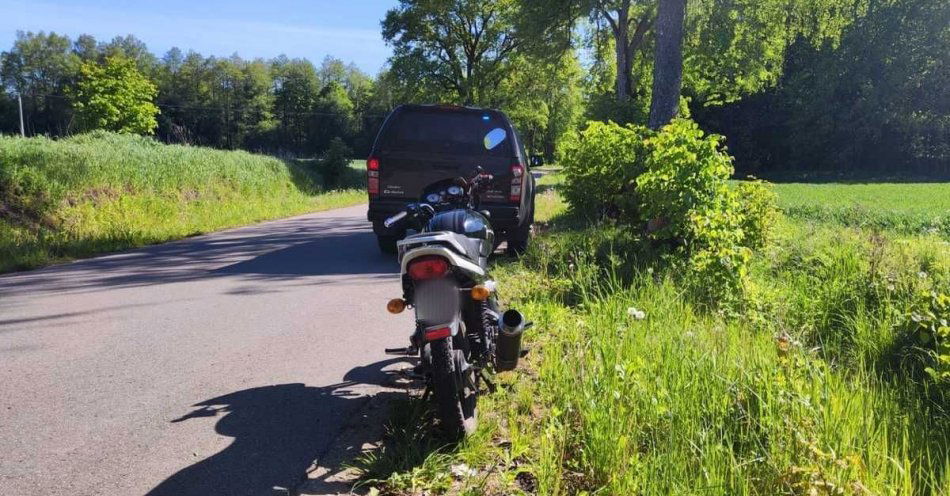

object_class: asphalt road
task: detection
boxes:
[0,205,413,496]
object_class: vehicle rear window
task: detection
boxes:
[379,110,513,157]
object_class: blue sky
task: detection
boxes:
[1,0,399,74]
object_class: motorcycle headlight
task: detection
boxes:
[426,193,441,203]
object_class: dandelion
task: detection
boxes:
[918,271,928,279]
[627,307,646,320]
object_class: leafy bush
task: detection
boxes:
[914,292,950,387]
[562,119,778,306]
[320,137,352,188]
[735,179,779,249]
[560,121,647,219]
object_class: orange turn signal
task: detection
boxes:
[470,285,491,301]
[387,298,406,314]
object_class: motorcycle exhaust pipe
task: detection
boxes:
[495,309,525,372]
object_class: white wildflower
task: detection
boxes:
[627,307,646,320]
[450,463,478,479]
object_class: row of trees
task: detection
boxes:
[0,32,393,156]
[1,0,945,175]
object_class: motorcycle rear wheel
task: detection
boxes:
[429,338,477,439]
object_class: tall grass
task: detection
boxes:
[0,131,365,272]
[359,180,950,495]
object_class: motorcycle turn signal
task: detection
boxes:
[470,285,491,301]
[387,298,407,314]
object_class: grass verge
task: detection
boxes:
[356,178,949,495]
[0,132,366,273]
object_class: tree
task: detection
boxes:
[520,0,654,103]
[648,0,685,129]
[272,58,321,153]
[696,0,949,177]
[0,31,79,135]
[69,55,159,134]
[524,0,857,120]
[382,0,527,105]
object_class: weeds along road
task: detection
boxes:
[0,205,412,496]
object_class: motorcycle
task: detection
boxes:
[382,169,529,438]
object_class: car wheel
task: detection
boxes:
[377,235,398,255]
[506,208,533,256]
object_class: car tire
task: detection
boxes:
[506,207,533,256]
[377,235,398,255]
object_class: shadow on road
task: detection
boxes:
[0,211,397,301]
[148,358,412,496]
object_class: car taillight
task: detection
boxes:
[408,256,449,280]
[510,163,524,203]
[367,157,379,196]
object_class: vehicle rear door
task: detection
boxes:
[373,108,517,202]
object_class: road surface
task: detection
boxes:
[0,205,413,496]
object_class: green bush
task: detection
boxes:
[735,179,779,249]
[636,120,751,305]
[914,292,950,387]
[561,119,779,306]
[320,137,352,188]
[560,121,648,219]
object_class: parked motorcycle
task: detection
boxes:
[382,169,529,438]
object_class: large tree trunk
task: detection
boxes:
[648,0,687,129]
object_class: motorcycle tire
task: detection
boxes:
[429,338,477,439]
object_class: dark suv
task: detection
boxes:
[366,104,536,255]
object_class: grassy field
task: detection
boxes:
[772,182,950,238]
[0,132,365,273]
[358,178,950,495]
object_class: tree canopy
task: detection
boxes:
[69,55,159,134]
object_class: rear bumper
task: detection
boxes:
[369,200,523,235]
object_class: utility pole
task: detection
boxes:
[17,93,25,137]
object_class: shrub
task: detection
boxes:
[735,179,779,250]
[636,120,753,304]
[320,137,351,188]
[914,291,950,387]
[561,121,648,219]
[561,118,779,307]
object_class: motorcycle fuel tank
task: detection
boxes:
[426,209,494,258]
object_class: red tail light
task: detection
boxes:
[424,327,452,341]
[367,157,380,196]
[509,164,524,203]
[408,256,449,280]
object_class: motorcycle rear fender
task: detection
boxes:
[400,245,485,280]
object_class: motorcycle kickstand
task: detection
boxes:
[477,369,497,394]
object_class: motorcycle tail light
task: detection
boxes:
[408,256,449,280]
[424,326,451,341]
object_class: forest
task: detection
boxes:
[0,0,946,177]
